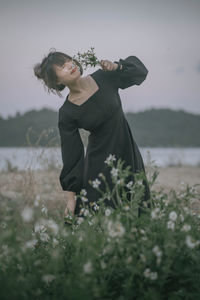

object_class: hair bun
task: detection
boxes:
[33,63,43,79]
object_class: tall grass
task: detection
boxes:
[0,150,200,300]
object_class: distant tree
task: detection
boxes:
[0,107,199,147]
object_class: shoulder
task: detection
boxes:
[88,68,102,79]
[90,68,117,83]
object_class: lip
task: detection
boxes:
[71,66,77,74]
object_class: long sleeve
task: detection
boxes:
[102,55,148,90]
[58,114,85,194]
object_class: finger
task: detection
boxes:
[101,60,109,67]
[100,60,106,66]
[101,61,107,68]
[108,62,113,70]
[111,62,116,71]
[103,61,110,70]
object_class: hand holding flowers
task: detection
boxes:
[73,46,121,71]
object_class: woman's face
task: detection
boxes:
[53,58,80,86]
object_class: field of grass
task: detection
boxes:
[0,154,200,299]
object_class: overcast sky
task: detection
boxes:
[0,0,200,119]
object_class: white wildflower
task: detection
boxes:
[47,219,59,235]
[41,205,48,215]
[183,206,190,214]
[40,232,50,242]
[42,274,56,285]
[169,211,177,221]
[77,217,84,225]
[98,172,104,178]
[123,205,130,211]
[150,272,158,280]
[136,179,143,186]
[126,181,133,189]
[88,220,94,226]
[34,223,47,234]
[179,214,184,222]
[151,207,160,219]
[144,268,151,278]
[52,238,59,247]
[25,239,38,249]
[181,224,191,232]
[81,196,88,202]
[34,194,41,207]
[102,193,111,201]
[155,194,162,200]
[21,206,34,222]
[92,178,101,188]
[83,261,93,274]
[117,179,124,184]
[80,208,90,217]
[167,220,175,231]
[189,186,197,193]
[107,220,125,238]
[110,167,119,178]
[152,245,162,257]
[0,222,7,229]
[83,209,90,216]
[163,199,170,206]
[80,189,87,196]
[104,154,116,165]
[185,235,200,249]
[180,181,185,190]
[144,268,158,280]
[93,203,100,211]
[105,209,111,216]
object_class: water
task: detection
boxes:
[0,147,200,171]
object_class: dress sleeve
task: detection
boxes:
[58,113,85,194]
[102,55,148,90]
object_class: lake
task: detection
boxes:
[0,147,200,171]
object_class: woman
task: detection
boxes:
[33,49,151,221]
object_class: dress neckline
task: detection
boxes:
[66,72,100,108]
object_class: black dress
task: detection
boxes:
[58,55,151,217]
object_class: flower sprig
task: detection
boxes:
[72,46,101,70]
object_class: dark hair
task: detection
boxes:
[33,48,83,98]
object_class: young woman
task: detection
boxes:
[33,49,151,221]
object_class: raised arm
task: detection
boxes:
[100,55,148,89]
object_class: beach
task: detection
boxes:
[0,165,199,215]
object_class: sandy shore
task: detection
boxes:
[0,165,199,211]
[147,165,200,193]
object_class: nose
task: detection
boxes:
[67,61,75,70]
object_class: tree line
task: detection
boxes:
[0,108,199,147]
